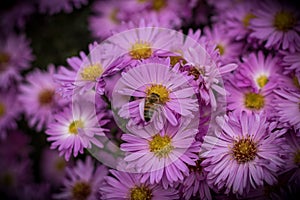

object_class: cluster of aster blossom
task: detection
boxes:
[0,0,300,199]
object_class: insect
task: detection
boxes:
[144,92,161,122]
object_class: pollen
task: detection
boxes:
[71,181,91,200]
[152,0,167,11]
[273,11,296,32]
[110,9,119,24]
[130,41,152,60]
[0,103,5,117]
[130,186,152,200]
[55,158,66,171]
[0,52,10,72]
[80,64,103,81]
[292,75,300,88]
[294,150,300,165]
[149,134,173,158]
[216,44,225,55]
[244,92,265,110]
[242,13,256,27]
[38,89,55,106]
[69,120,84,134]
[146,84,170,104]
[256,75,269,88]
[232,136,258,163]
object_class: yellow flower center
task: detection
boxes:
[71,181,91,200]
[232,136,257,163]
[110,9,119,24]
[69,120,84,134]
[1,172,14,187]
[152,0,167,11]
[38,89,55,106]
[80,64,103,81]
[129,41,152,60]
[55,158,66,171]
[216,44,225,55]
[0,103,5,117]
[244,92,265,110]
[294,150,300,165]
[256,75,269,88]
[149,134,173,158]
[292,75,300,88]
[146,84,170,104]
[0,52,10,72]
[242,13,256,27]
[273,11,296,31]
[130,186,152,200]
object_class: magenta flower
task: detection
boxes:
[55,42,114,98]
[38,0,88,15]
[19,65,67,131]
[113,61,198,129]
[273,89,300,131]
[0,89,21,139]
[201,112,284,196]
[46,100,108,161]
[54,156,108,200]
[235,51,281,92]
[100,169,179,199]
[120,118,200,188]
[0,34,34,88]
[249,0,300,52]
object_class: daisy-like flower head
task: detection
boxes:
[120,118,200,188]
[201,112,285,196]
[226,82,274,116]
[0,89,21,139]
[106,26,175,66]
[180,159,212,200]
[46,99,109,161]
[235,51,281,92]
[54,156,108,200]
[203,23,243,64]
[100,169,179,199]
[273,88,300,131]
[19,65,67,131]
[55,42,115,98]
[249,0,300,52]
[220,1,257,41]
[112,61,198,130]
[38,0,88,15]
[0,34,34,89]
[89,0,124,40]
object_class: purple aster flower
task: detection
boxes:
[55,42,114,98]
[40,148,72,186]
[273,88,300,131]
[249,0,300,52]
[113,61,198,129]
[19,65,67,131]
[46,100,109,161]
[218,1,257,41]
[105,26,174,66]
[0,89,21,139]
[54,156,108,200]
[0,34,34,89]
[201,112,284,196]
[120,118,200,188]
[38,0,88,15]
[179,159,212,200]
[203,24,243,64]
[226,83,274,116]
[100,169,179,199]
[235,51,281,92]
